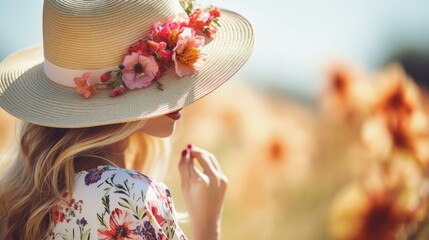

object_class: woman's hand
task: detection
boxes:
[178,144,228,240]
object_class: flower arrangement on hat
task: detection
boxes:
[74,0,221,99]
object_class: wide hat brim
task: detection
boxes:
[0,10,254,128]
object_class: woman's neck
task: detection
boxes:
[75,138,129,172]
[99,138,129,168]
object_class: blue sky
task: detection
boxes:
[1,0,429,97]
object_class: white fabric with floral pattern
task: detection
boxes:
[48,165,187,240]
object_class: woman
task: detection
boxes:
[0,0,253,239]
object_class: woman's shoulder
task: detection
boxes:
[73,165,169,196]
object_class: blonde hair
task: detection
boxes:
[0,120,170,239]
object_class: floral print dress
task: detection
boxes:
[48,165,187,240]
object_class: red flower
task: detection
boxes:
[146,202,167,227]
[128,41,149,55]
[101,72,112,82]
[52,206,66,224]
[187,7,220,38]
[151,22,183,48]
[109,85,125,97]
[209,7,221,18]
[146,40,168,55]
[98,208,140,240]
[188,8,210,29]
[158,50,173,64]
[151,206,167,226]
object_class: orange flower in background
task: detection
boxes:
[361,64,429,165]
[353,190,410,240]
[329,180,422,240]
[321,62,374,122]
[177,81,317,188]
[372,64,421,116]
[329,64,355,102]
[170,81,319,239]
[165,64,429,239]
[329,154,427,240]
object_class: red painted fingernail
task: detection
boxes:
[181,149,188,157]
[187,144,193,149]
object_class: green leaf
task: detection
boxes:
[118,201,129,209]
[119,197,130,205]
[81,229,90,240]
[124,179,131,193]
[115,183,126,191]
[138,206,145,219]
[102,195,110,213]
[155,79,164,91]
[212,18,221,27]
[97,213,107,228]
[114,190,129,196]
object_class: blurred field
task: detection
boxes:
[1,64,429,239]
[165,63,429,240]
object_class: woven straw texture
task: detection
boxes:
[44,0,184,69]
[0,2,254,128]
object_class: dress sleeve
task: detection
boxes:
[97,169,188,240]
[144,179,187,240]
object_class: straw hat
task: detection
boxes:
[0,0,254,128]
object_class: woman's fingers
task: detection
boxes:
[188,145,218,177]
[178,149,191,185]
[178,144,227,238]
[179,147,205,184]
[180,144,227,190]
[209,154,224,174]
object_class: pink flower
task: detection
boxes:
[205,24,218,38]
[74,72,96,99]
[121,52,159,89]
[172,27,206,77]
[98,208,139,240]
[109,85,125,97]
[172,12,190,25]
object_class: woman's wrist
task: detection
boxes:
[191,229,220,240]
[191,221,221,240]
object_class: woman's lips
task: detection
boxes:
[166,109,182,120]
